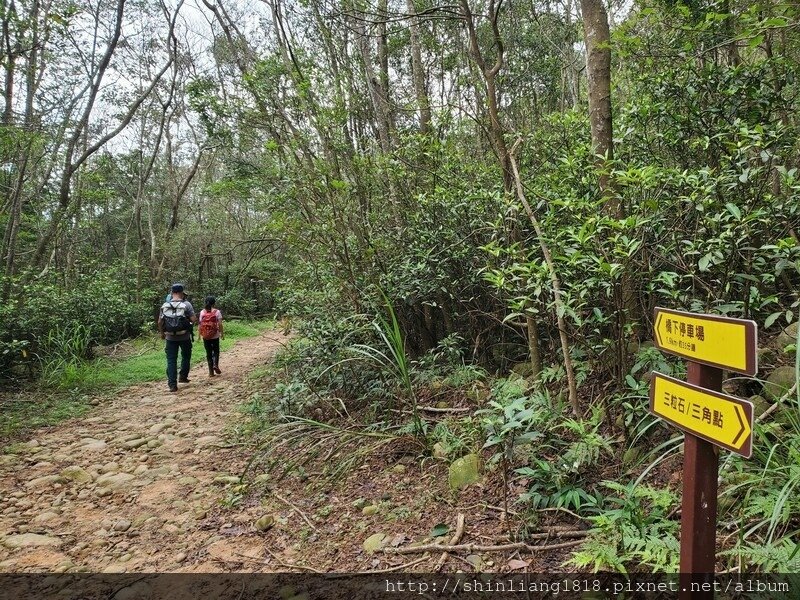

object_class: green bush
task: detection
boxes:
[0,264,155,379]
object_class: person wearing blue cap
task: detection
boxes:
[157,283,197,392]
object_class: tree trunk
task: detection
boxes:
[459,0,513,194]
[581,0,637,384]
[406,0,432,134]
[355,18,392,154]
[1,0,16,126]
[580,0,614,205]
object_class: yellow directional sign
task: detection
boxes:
[649,372,753,457]
[654,307,758,375]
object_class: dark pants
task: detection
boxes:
[203,338,220,371]
[165,339,192,387]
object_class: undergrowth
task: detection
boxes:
[239,311,800,573]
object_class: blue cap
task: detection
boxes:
[171,283,184,293]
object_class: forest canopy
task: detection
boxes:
[2,0,798,384]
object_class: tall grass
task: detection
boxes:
[37,324,93,388]
[350,295,424,438]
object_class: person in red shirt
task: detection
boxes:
[198,296,224,377]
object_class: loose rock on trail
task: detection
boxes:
[0,329,288,573]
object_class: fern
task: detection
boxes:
[724,539,800,572]
[567,482,679,573]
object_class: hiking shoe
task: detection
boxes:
[213,367,221,374]
[178,377,191,383]
[169,385,178,392]
[208,369,215,377]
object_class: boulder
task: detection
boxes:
[61,466,93,484]
[255,515,275,531]
[775,322,799,350]
[123,439,147,450]
[749,395,771,418]
[448,454,481,491]
[112,519,132,532]
[2,534,61,549]
[432,443,447,459]
[363,533,387,554]
[213,475,240,485]
[622,446,642,466]
[96,473,135,491]
[26,475,64,489]
[196,436,221,448]
[32,512,60,525]
[757,347,777,370]
[763,366,797,402]
[511,362,534,378]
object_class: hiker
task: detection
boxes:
[198,296,224,377]
[158,283,197,392]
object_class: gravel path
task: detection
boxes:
[0,329,288,573]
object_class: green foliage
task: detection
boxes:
[218,288,258,318]
[428,417,482,461]
[717,357,800,571]
[515,406,612,512]
[478,382,544,467]
[0,388,92,441]
[0,265,154,379]
[60,320,270,392]
[38,324,93,388]
[570,482,680,573]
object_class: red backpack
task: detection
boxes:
[199,309,220,340]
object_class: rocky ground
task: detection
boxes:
[0,326,590,575]
[0,329,290,573]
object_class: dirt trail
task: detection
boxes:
[0,329,289,573]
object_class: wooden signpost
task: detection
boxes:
[650,307,757,599]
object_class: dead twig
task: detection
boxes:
[536,506,590,521]
[262,548,324,573]
[333,557,428,575]
[481,503,519,516]
[418,406,472,413]
[271,491,318,531]
[384,539,584,555]
[434,513,466,572]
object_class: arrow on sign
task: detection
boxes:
[732,404,747,446]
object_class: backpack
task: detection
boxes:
[162,301,191,334]
[199,309,220,340]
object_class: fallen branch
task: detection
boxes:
[384,539,584,555]
[482,503,519,516]
[418,406,472,413]
[537,506,590,521]
[486,530,589,541]
[434,513,466,572]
